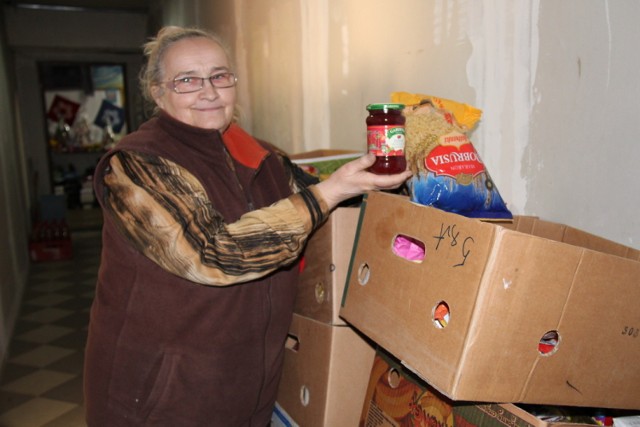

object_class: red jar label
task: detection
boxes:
[425,131,485,179]
[367,125,406,156]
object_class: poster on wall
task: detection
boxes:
[46,95,81,126]
[94,97,126,133]
[91,65,125,90]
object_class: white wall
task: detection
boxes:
[193,0,638,248]
[528,1,639,248]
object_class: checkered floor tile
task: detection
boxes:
[0,230,100,427]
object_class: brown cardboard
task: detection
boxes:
[341,191,640,409]
[360,350,598,427]
[274,313,376,427]
[296,207,359,325]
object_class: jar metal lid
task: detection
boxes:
[366,103,405,111]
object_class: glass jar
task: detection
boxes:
[366,103,407,174]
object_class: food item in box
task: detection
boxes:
[392,92,512,220]
[366,103,407,174]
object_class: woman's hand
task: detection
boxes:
[315,153,413,209]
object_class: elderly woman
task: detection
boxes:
[83,26,411,426]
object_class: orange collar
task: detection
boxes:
[222,124,268,170]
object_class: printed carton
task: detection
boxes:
[360,350,599,427]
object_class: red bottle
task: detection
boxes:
[366,103,407,174]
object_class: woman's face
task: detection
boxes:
[153,37,236,131]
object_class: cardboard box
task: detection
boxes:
[273,313,376,427]
[296,207,360,325]
[360,350,599,427]
[341,191,640,409]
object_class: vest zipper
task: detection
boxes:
[222,146,255,211]
[222,146,274,424]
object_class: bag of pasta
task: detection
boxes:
[392,92,512,220]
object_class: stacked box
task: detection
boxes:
[274,314,375,427]
[295,207,360,325]
[340,191,640,410]
[274,208,376,427]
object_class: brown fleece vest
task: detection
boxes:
[84,112,298,427]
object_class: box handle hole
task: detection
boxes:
[433,301,450,329]
[299,385,310,406]
[285,334,299,352]
[538,330,560,355]
[387,368,402,389]
[314,282,325,303]
[357,262,371,285]
[392,234,426,263]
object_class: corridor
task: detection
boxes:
[0,229,101,426]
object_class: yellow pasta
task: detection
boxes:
[391,91,482,130]
[403,101,461,173]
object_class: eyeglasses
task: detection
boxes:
[168,72,237,94]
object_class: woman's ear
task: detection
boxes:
[150,85,164,108]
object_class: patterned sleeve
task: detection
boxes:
[101,150,329,286]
